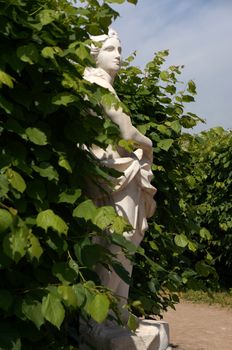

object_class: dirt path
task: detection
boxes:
[162,301,232,350]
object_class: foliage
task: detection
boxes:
[184,128,232,288]
[115,51,218,316]
[0,0,137,348]
[0,0,221,348]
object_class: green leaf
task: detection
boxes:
[73,199,97,221]
[101,93,119,109]
[72,284,86,308]
[105,0,125,3]
[159,70,169,81]
[200,228,212,240]
[58,189,81,204]
[38,9,59,26]
[5,118,25,137]
[127,0,138,4]
[58,285,78,308]
[165,85,176,94]
[17,44,39,65]
[168,120,181,134]
[185,175,196,188]
[93,206,117,230]
[42,293,65,329]
[36,209,68,235]
[58,157,72,173]
[111,233,137,254]
[83,285,96,314]
[52,92,77,106]
[149,241,159,251]
[41,46,56,59]
[111,215,129,234]
[195,261,214,277]
[157,125,171,136]
[112,260,131,284]
[76,44,90,61]
[188,241,197,252]
[22,299,44,329]
[6,168,26,193]
[0,209,13,234]
[174,234,189,248]
[0,174,9,197]
[0,70,15,88]
[27,232,43,261]
[26,127,48,145]
[127,313,139,331]
[32,163,58,181]
[3,227,28,263]
[157,139,174,151]
[118,139,135,152]
[182,94,195,103]
[88,294,109,323]
[0,290,13,311]
[187,80,197,95]
[180,115,197,128]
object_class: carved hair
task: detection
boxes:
[90,28,120,60]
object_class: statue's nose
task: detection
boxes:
[116,51,121,59]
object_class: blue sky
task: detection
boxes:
[110,0,232,132]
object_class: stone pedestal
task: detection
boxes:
[80,319,171,350]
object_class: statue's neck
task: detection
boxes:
[99,68,115,85]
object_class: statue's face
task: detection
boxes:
[96,37,122,76]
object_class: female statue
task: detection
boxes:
[83,29,157,323]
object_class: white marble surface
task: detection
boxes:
[79,319,170,350]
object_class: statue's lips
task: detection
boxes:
[113,60,120,65]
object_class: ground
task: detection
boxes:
[163,301,232,350]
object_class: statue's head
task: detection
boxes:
[90,28,121,78]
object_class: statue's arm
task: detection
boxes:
[104,105,153,160]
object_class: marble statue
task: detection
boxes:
[83,28,157,322]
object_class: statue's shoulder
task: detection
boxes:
[83,67,115,93]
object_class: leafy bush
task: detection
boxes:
[115,51,218,315]
[0,0,220,348]
[184,128,232,288]
[0,0,136,348]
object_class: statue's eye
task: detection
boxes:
[105,46,114,51]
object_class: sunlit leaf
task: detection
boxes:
[42,293,65,329]
[88,294,109,323]
[174,234,188,248]
[6,168,26,193]
[0,209,13,234]
[3,227,28,263]
[22,299,44,329]
[36,210,68,235]
[0,70,15,88]
[73,199,97,221]
[26,127,48,145]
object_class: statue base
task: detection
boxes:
[79,319,171,350]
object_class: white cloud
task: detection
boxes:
[112,0,232,132]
